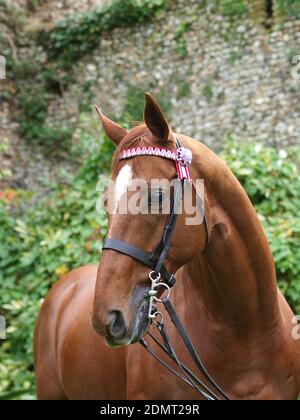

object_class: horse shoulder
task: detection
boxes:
[34,265,98,399]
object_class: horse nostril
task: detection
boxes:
[107,310,126,338]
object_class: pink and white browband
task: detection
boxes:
[119,146,193,181]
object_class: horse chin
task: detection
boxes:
[103,286,150,348]
[104,321,148,349]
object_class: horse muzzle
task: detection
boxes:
[91,285,150,347]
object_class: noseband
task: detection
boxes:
[102,137,230,401]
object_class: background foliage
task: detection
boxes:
[222,141,300,309]
[40,0,168,63]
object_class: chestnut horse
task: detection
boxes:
[34,93,300,400]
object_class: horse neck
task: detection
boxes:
[181,140,280,331]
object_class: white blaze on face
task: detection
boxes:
[114,164,133,214]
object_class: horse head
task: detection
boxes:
[91,93,208,347]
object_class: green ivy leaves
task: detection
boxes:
[41,0,168,63]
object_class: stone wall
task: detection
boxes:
[67,0,300,149]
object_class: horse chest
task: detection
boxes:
[126,319,298,400]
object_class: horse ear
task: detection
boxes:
[144,92,170,143]
[95,106,128,146]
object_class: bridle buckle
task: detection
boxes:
[148,271,172,320]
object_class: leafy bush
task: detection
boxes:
[16,88,72,149]
[218,0,248,18]
[222,140,300,312]
[0,140,12,181]
[0,135,110,399]
[173,19,196,58]
[41,0,168,63]
[9,54,75,153]
[0,137,299,399]
[202,0,248,19]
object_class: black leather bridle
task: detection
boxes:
[102,138,230,401]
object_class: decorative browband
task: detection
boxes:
[119,146,193,181]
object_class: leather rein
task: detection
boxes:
[102,138,230,401]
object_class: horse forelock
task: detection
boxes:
[112,123,176,177]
